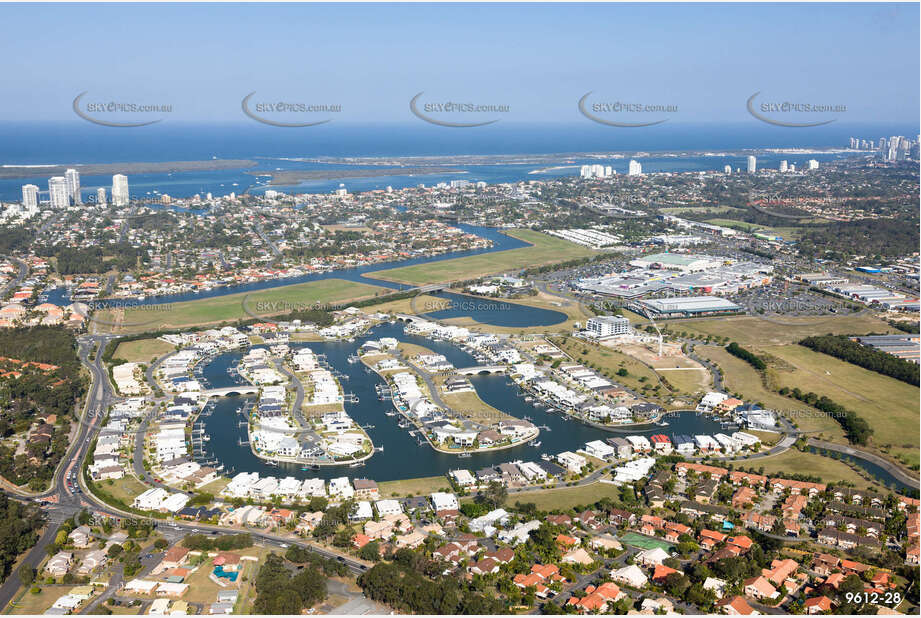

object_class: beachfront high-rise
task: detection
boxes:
[65,168,82,205]
[48,177,70,209]
[747,155,757,173]
[628,160,642,176]
[112,174,129,206]
[21,184,39,209]
[96,187,107,206]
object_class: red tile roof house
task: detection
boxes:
[727,535,754,553]
[743,575,779,601]
[803,595,834,614]
[566,582,623,613]
[484,547,515,564]
[652,564,681,584]
[555,534,579,549]
[212,552,242,572]
[468,557,499,576]
[531,563,566,583]
[512,573,552,598]
[762,558,798,585]
[716,595,758,615]
[699,529,728,550]
[546,514,572,527]
[161,546,190,569]
[351,533,372,549]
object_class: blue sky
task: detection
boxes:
[1,2,918,126]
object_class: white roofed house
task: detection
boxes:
[375,499,403,517]
[450,469,476,487]
[328,476,355,500]
[275,476,302,500]
[584,440,616,460]
[133,487,169,511]
[298,478,326,498]
[431,492,460,512]
[713,433,739,453]
[516,461,547,482]
[625,435,651,453]
[697,391,728,412]
[556,451,587,474]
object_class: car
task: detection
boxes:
[279,543,289,548]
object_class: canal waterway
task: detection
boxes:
[195,321,727,482]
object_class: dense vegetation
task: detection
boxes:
[181,533,253,551]
[800,334,919,386]
[0,495,44,582]
[725,341,766,371]
[251,553,329,614]
[780,386,873,445]
[38,243,147,275]
[0,327,85,489]
[358,548,505,614]
[796,217,920,259]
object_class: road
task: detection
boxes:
[0,256,27,301]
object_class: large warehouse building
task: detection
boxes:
[628,296,742,319]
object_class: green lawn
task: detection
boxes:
[99,475,149,504]
[695,345,844,440]
[511,482,623,512]
[752,449,887,491]
[113,338,177,363]
[371,229,597,285]
[96,279,387,334]
[378,476,450,498]
[669,315,896,347]
[763,344,920,468]
[619,532,675,551]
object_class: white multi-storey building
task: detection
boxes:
[21,184,38,209]
[747,156,757,173]
[48,177,70,208]
[112,174,130,206]
[65,168,81,205]
[586,315,631,338]
[628,159,642,176]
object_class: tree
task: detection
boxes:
[476,481,507,510]
[18,564,35,586]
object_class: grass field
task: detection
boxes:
[668,315,896,346]
[752,449,888,491]
[763,344,920,468]
[554,337,681,407]
[113,338,176,363]
[100,474,149,504]
[371,229,597,285]
[95,279,386,334]
[619,532,675,551]
[378,476,449,497]
[510,482,622,511]
[696,345,845,440]
[5,586,85,615]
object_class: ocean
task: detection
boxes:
[0,121,916,201]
